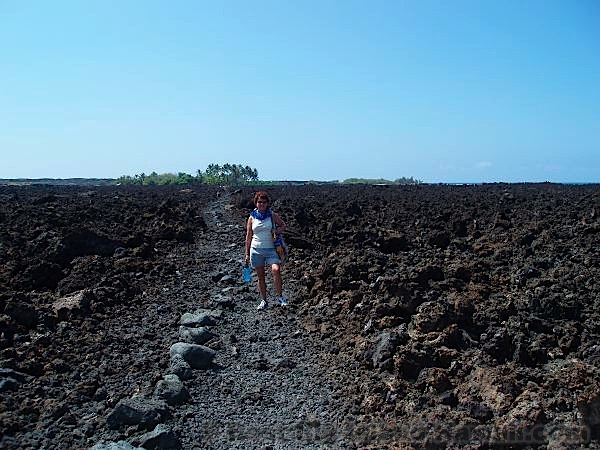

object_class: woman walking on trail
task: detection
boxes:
[245,191,288,309]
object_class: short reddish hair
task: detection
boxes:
[253,191,270,204]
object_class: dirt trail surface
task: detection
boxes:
[172,195,350,449]
[1,183,600,449]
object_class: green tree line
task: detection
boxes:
[115,164,259,186]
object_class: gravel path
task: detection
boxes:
[170,195,352,449]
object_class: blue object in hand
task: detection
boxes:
[243,265,251,284]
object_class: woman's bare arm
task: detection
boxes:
[273,212,287,234]
[245,217,253,261]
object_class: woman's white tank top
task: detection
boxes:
[251,216,275,249]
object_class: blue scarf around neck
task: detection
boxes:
[251,208,272,220]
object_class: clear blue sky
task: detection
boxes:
[1,0,599,182]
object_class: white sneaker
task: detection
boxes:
[277,295,288,306]
[257,299,268,310]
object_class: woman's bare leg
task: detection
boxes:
[255,265,267,299]
[272,263,282,296]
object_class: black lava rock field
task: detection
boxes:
[1,183,599,449]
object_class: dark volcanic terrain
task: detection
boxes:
[1,183,599,449]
